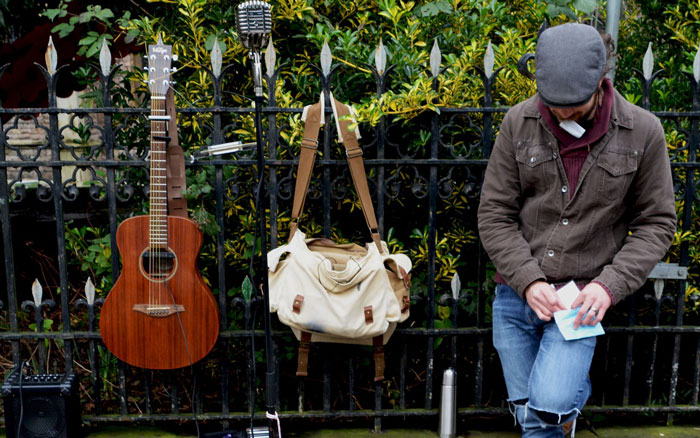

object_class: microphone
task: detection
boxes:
[235,0,272,52]
[190,141,256,162]
[236,0,271,98]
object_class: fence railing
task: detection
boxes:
[0,38,699,433]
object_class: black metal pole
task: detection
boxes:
[250,50,277,436]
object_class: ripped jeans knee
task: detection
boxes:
[509,400,580,438]
[530,407,577,426]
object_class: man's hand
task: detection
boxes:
[570,282,612,329]
[524,281,566,321]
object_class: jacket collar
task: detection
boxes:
[521,88,634,130]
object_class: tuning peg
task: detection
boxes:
[171,67,177,73]
[142,55,148,63]
[172,54,178,62]
[143,66,149,71]
[170,81,177,85]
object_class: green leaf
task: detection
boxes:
[86,42,101,58]
[79,36,98,46]
[205,34,226,53]
[436,0,453,13]
[95,8,115,22]
[125,29,139,44]
[573,0,597,13]
[241,275,253,301]
[437,304,451,320]
[43,8,65,21]
[419,3,439,17]
[546,4,565,17]
[52,22,75,38]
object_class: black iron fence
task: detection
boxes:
[0,38,699,433]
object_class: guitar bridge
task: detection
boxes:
[132,304,185,317]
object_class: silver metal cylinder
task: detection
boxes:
[438,368,457,438]
[246,427,270,438]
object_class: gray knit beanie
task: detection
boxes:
[535,23,606,108]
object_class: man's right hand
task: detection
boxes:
[524,281,566,321]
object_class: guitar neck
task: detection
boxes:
[150,94,169,249]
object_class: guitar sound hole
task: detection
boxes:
[141,249,176,279]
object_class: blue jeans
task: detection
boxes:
[492,284,596,438]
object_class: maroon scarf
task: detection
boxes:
[538,77,614,197]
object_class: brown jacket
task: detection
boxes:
[477,90,677,304]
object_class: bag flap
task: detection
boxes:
[383,253,412,278]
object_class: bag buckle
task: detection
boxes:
[364,306,374,324]
[345,147,363,158]
[301,138,318,149]
[293,294,304,314]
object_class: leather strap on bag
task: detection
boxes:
[289,102,323,240]
[289,97,383,251]
[165,87,188,217]
[332,99,382,252]
[296,331,312,377]
[373,335,385,382]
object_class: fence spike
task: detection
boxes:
[99,38,112,77]
[45,36,57,75]
[375,38,387,76]
[484,40,495,78]
[85,277,95,305]
[211,37,222,78]
[430,38,441,78]
[451,273,461,301]
[694,46,700,84]
[643,42,654,81]
[654,278,664,300]
[321,39,332,77]
[32,279,43,308]
[265,36,276,78]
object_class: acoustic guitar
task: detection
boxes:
[100,39,219,369]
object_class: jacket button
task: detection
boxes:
[562,218,569,225]
[552,153,558,159]
[547,250,555,257]
[561,186,568,193]
[530,157,536,163]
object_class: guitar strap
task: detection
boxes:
[165,87,188,217]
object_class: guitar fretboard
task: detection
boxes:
[150,94,168,249]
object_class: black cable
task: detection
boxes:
[248,170,264,437]
[164,280,200,438]
[250,305,258,437]
[16,361,27,438]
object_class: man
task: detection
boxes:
[477,22,677,437]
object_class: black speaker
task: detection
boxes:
[2,369,81,438]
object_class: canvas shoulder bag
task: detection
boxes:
[267,97,411,381]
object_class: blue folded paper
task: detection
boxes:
[553,308,605,341]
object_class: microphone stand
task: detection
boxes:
[249,48,277,436]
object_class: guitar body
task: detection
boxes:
[101,215,220,370]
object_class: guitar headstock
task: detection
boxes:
[147,36,175,96]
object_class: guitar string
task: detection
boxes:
[153,96,166,307]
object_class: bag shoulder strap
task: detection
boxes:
[165,87,188,217]
[288,102,323,239]
[288,97,382,251]
[332,99,382,251]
